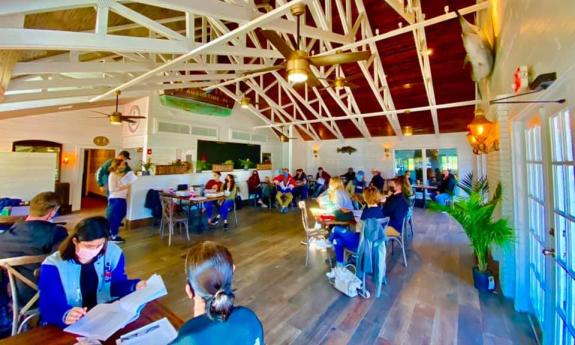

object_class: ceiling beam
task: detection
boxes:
[319,2,490,56]
[0,0,97,16]
[253,99,481,128]
[108,2,186,40]
[384,0,414,24]
[131,0,351,44]
[12,62,272,75]
[8,73,242,92]
[0,50,20,102]
[0,28,283,58]
[90,0,304,102]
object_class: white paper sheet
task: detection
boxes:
[65,274,168,341]
[120,171,138,185]
[116,318,177,345]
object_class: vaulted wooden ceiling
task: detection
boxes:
[0,0,485,140]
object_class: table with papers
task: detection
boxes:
[0,300,183,345]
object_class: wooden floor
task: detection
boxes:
[61,206,537,345]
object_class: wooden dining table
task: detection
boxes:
[412,184,437,208]
[0,300,184,345]
[161,192,226,232]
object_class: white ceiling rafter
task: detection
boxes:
[409,0,439,135]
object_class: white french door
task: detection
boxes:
[549,110,575,345]
[524,109,575,345]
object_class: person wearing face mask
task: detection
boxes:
[275,170,295,213]
[171,241,263,345]
[381,177,409,237]
[0,192,68,320]
[38,216,146,328]
[247,170,267,208]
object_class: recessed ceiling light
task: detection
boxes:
[403,83,412,89]
[424,49,433,56]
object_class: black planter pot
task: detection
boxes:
[472,267,495,292]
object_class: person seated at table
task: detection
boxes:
[275,171,295,213]
[39,216,145,328]
[327,187,384,271]
[381,177,409,237]
[400,174,414,199]
[432,169,456,205]
[205,171,223,193]
[321,177,354,222]
[206,174,238,230]
[312,167,331,198]
[369,168,384,192]
[247,170,267,208]
[340,167,355,185]
[346,170,366,209]
[171,241,263,345]
[0,192,68,318]
[107,158,131,243]
[293,169,308,202]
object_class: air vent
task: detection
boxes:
[191,126,217,138]
[231,130,251,141]
[157,121,190,135]
[251,134,267,143]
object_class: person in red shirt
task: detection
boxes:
[205,171,223,192]
[276,170,295,213]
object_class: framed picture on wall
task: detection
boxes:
[262,152,272,164]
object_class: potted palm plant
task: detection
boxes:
[430,173,514,292]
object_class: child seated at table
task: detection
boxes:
[206,174,237,230]
[39,216,145,328]
[327,186,384,271]
[171,241,263,345]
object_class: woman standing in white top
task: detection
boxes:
[107,158,129,243]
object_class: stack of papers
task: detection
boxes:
[65,274,167,341]
[120,171,138,185]
[116,318,177,345]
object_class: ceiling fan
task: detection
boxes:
[89,91,147,125]
[245,4,371,87]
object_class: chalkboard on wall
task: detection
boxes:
[197,140,261,169]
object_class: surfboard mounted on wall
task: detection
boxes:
[160,88,234,117]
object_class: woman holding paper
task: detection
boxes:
[171,241,263,345]
[39,216,146,328]
[107,158,133,243]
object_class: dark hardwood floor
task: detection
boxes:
[60,206,537,345]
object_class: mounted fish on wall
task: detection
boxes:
[449,0,495,98]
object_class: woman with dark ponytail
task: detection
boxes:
[171,241,263,345]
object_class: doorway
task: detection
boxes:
[520,108,575,345]
[81,148,115,210]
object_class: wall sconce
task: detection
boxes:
[313,149,319,158]
[467,108,500,155]
[62,156,70,165]
[384,147,391,159]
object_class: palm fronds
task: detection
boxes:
[430,174,514,272]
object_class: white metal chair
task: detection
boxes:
[0,255,46,335]
[159,194,189,246]
[298,201,328,266]
[385,216,408,267]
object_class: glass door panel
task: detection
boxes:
[549,109,575,345]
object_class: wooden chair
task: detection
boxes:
[159,195,189,246]
[298,201,328,266]
[0,255,46,336]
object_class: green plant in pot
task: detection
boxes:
[140,159,154,176]
[196,160,211,172]
[429,173,514,292]
[238,158,255,170]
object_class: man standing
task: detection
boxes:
[0,192,68,331]
[369,168,385,192]
[432,169,456,205]
[97,150,132,194]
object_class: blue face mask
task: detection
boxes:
[284,172,289,177]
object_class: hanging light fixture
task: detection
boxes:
[240,96,251,109]
[109,113,123,125]
[287,51,309,84]
[466,108,499,155]
[403,126,413,136]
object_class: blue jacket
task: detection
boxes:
[356,217,388,298]
[382,193,408,232]
[97,159,131,188]
[39,243,139,328]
